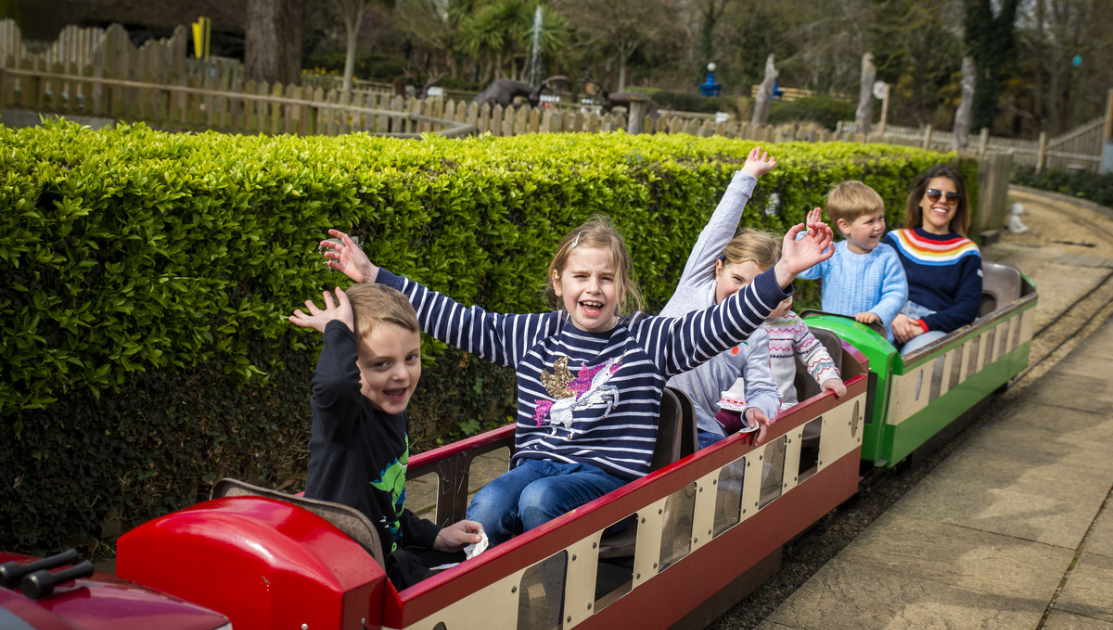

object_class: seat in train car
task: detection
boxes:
[597,388,690,559]
[793,327,843,445]
[979,261,1023,317]
[210,478,386,567]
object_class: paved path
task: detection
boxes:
[755,189,1113,630]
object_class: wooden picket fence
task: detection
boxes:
[840,116,1109,173]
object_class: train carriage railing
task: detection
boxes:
[803,261,1038,468]
[118,345,870,630]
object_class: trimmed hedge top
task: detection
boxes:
[1,121,959,423]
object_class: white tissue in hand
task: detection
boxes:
[465,530,489,559]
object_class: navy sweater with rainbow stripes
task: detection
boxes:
[376,267,787,481]
[883,228,982,333]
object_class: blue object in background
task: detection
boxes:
[700,63,722,97]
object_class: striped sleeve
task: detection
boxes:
[375,269,555,368]
[644,266,788,377]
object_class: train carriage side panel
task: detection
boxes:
[387,345,869,630]
[798,315,899,465]
[884,272,1037,464]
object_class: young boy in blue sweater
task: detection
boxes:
[796,181,908,341]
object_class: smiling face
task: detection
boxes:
[838,210,886,255]
[552,245,621,333]
[919,176,960,235]
[356,323,422,414]
[714,259,769,304]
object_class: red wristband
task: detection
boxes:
[915,319,929,333]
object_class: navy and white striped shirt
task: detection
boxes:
[377,268,788,480]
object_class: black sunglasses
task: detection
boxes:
[926,188,960,205]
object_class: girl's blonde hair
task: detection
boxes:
[545,215,644,314]
[720,228,782,270]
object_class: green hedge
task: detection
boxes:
[1011,164,1113,208]
[1,120,956,553]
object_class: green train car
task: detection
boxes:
[803,261,1038,469]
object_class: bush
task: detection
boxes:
[1011,165,1113,208]
[625,88,741,118]
[0,120,955,554]
[767,96,858,131]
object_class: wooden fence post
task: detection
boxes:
[921,124,933,150]
[627,101,646,135]
[1035,130,1048,174]
[1102,88,1113,174]
[977,127,990,159]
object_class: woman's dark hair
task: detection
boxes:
[905,164,971,236]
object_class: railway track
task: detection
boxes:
[710,191,1113,630]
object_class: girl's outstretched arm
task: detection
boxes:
[774,211,835,288]
[320,229,378,284]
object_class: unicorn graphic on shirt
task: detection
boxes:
[533,356,623,438]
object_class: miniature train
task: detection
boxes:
[3,262,1036,630]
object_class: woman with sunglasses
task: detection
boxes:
[883,164,983,355]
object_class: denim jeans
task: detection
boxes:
[465,458,627,546]
[697,430,725,450]
[899,300,947,355]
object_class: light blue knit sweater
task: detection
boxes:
[795,241,908,341]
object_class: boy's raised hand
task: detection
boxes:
[773,209,835,288]
[321,229,379,284]
[740,146,777,179]
[289,287,355,334]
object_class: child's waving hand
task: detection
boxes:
[773,209,835,287]
[321,229,379,283]
[740,146,777,179]
[290,287,355,334]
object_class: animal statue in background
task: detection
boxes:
[470,75,570,109]
[583,78,661,120]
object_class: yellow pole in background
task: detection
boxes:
[191,16,211,60]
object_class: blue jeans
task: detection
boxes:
[899,301,948,355]
[697,430,725,450]
[466,459,627,546]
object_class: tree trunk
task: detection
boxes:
[953,56,976,149]
[245,0,305,85]
[855,53,875,136]
[751,53,777,127]
[618,55,627,92]
[342,21,359,91]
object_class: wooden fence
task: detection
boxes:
[840,116,1108,173]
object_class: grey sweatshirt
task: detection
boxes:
[661,171,782,435]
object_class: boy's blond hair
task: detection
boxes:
[721,228,782,269]
[546,214,644,314]
[826,180,885,227]
[345,283,420,341]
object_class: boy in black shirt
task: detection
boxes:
[290,283,484,589]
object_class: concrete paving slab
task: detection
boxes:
[886,439,1108,548]
[1056,552,1113,623]
[1045,610,1113,630]
[1084,505,1113,560]
[766,513,1071,630]
[753,622,798,630]
[1027,371,1113,415]
[1001,402,1113,452]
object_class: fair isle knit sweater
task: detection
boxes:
[376,266,787,481]
[795,241,907,341]
[762,312,840,408]
[883,228,982,334]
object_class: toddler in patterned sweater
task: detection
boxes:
[762,294,845,410]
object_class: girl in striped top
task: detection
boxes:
[883,165,982,355]
[320,215,834,546]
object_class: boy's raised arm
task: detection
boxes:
[289,287,355,334]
